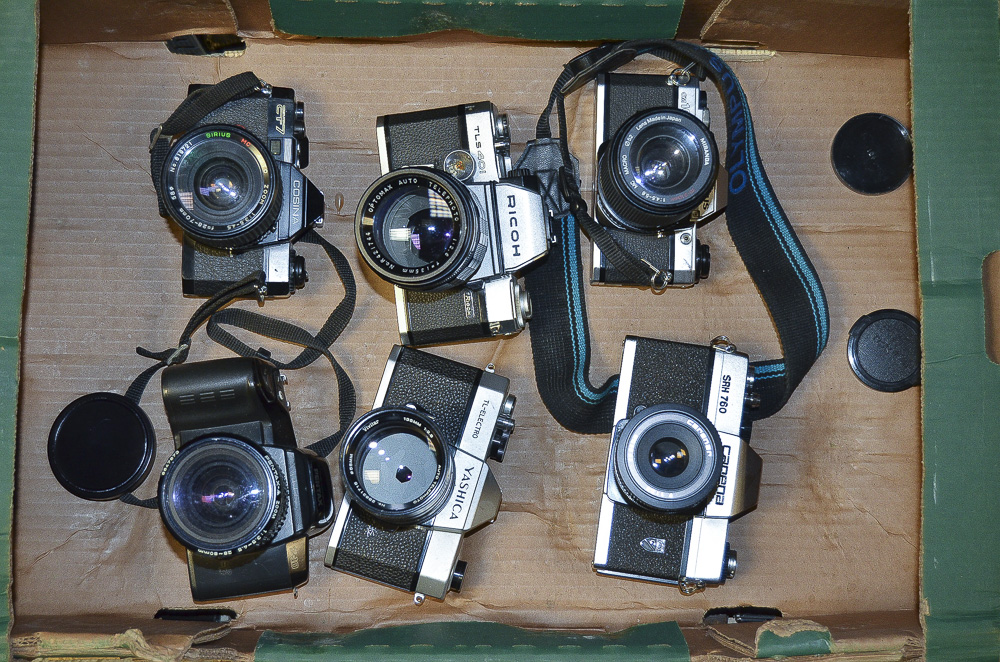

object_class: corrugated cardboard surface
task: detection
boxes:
[16,38,918,634]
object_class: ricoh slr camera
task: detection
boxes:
[592,71,725,287]
[355,102,551,346]
[593,336,762,594]
[325,346,515,602]
[157,357,335,601]
[152,81,324,297]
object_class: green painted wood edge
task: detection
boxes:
[255,621,689,661]
[268,0,682,41]
[0,0,37,660]
[755,629,832,659]
[912,1,1000,661]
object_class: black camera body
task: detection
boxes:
[592,73,723,287]
[153,82,324,297]
[356,102,551,346]
[593,336,762,594]
[158,357,334,601]
[325,346,515,603]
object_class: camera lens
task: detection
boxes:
[161,124,282,249]
[597,109,718,232]
[158,437,286,555]
[356,168,487,290]
[649,437,689,478]
[613,404,723,512]
[340,406,454,524]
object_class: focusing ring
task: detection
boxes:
[340,406,455,525]
[160,124,282,249]
[597,109,718,232]
[158,436,287,557]
[612,403,723,513]
[355,167,487,291]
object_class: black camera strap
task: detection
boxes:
[520,40,829,432]
[117,230,357,509]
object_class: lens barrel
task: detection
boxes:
[340,406,455,525]
[161,124,282,249]
[597,109,718,232]
[613,403,724,512]
[355,168,488,290]
[158,436,286,556]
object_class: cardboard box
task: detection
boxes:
[2,0,995,659]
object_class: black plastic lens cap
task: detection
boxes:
[847,309,921,392]
[48,392,156,500]
[831,113,912,195]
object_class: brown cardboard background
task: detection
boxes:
[16,37,918,632]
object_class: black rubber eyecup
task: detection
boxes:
[48,392,156,501]
[847,309,921,392]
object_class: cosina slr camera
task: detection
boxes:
[152,79,324,297]
[593,336,762,594]
[158,357,335,601]
[325,345,516,602]
[355,102,551,346]
[592,72,725,287]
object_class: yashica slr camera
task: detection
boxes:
[592,71,725,287]
[593,336,762,594]
[152,80,324,297]
[157,357,335,601]
[355,102,551,346]
[325,345,516,603]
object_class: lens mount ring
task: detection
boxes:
[340,406,455,525]
[160,124,282,249]
[612,403,723,513]
[355,167,486,291]
[597,109,718,232]
[158,436,287,557]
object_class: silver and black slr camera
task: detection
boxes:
[593,336,762,594]
[157,357,335,601]
[152,80,324,297]
[592,72,725,287]
[355,102,551,346]
[325,345,515,602]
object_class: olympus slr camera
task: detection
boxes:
[157,357,335,601]
[325,346,516,602]
[593,336,762,594]
[592,71,725,287]
[355,102,551,346]
[152,81,324,297]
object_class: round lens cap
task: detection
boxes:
[48,392,156,500]
[831,113,912,195]
[847,309,921,392]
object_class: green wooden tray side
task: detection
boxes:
[0,1,37,660]
[912,1,1000,660]
[255,621,690,661]
[268,0,683,41]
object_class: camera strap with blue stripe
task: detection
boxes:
[518,40,829,433]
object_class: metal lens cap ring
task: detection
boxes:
[161,124,281,249]
[158,436,286,556]
[355,168,483,291]
[613,403,723,512]
[597,109,718,232]
[340,407,455,525]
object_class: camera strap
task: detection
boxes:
[520,40,829,432]
[117,229,357,509]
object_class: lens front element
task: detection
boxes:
[341,406,454,524]
[356,168,487,290]
[597,109,718,232]
[613,404,723,512]
[159,436,285,556]
[162,125,281,249]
